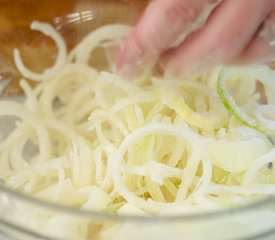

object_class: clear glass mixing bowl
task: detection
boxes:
[1,1,275,240]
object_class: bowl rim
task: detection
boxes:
[0,184,274,222]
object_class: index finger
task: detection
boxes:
[117,0,211,78]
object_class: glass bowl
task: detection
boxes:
[1,1,275,240]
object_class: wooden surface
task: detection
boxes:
[0,0,147,94]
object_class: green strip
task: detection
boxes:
[217,69,269,135]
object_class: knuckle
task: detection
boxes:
[164,0,204,26]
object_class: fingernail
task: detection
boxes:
[117,32,160,80]
[117,58,145,81]
[118,61,143,80]
[260,20,275,47]
[116,35,144,80]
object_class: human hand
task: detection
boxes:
[116,0,275,77]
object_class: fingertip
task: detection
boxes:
[160,37,214,76]
[115,33,143,79]
[116,39,135,80]
[117,0,211,79]
[164,59,211,77]
[238,36,275,64]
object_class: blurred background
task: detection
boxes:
[0,0,148,94]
